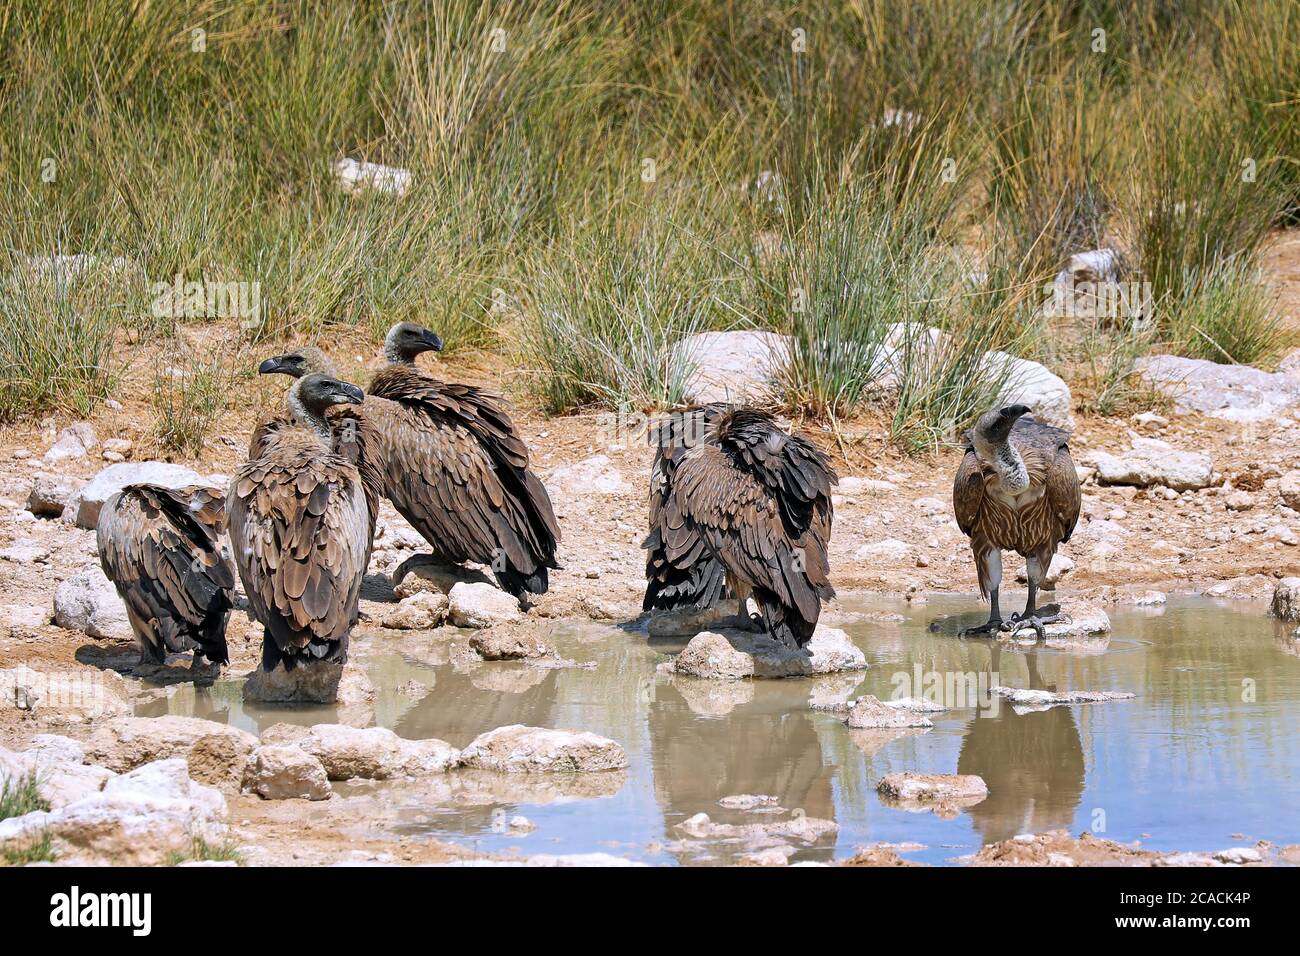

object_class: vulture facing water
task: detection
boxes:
[97,484,233,667]
[664,408,837,649]
[952,404,1082,639]
[229,374,370,671]
[642,403,731,611]
[365,322,561,599]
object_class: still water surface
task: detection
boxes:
[143,595,1300,864]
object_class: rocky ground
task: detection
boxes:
[5,249,1300,865]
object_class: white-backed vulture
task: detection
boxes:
[97,484,233,667]
[952,404,1082,639]
[667,408,837,648]
[229,373,370,671]
[253,347,383,542]
[364,322,561,599]
[642,403,731,611]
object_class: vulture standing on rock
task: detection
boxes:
[664,408,837,649]
[229,373,371,671]
[952,404,1081,640]
[97,484,233,668]
[364,322,561,600]
[642,403,731,611]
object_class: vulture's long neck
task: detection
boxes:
[383,341,415,365]
[287,385,332,444]
[976,433,1028,493]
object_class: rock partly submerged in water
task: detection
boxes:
[992,686,1135,713]
[667,625,867,680]
[646,600,743,638]
[469,623,555,660]
[845,695,934,729]
[877,772,988,815]
[458,724,627,774]
[241,661,373,706]
[1271,577,1300,622]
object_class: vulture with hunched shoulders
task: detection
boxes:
[664,407,837,649]
[952,404,1082,639]
[97,483,233,668]
[228,373,370,671]
[642,403,731,612]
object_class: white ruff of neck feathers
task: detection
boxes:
[977,433,1029,494]
[287,380,333,443]
[383,326,410,365]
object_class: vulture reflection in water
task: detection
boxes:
[956,647,1085,843]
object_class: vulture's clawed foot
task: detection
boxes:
[959,618,1004,638]
[1004,610,1069,641]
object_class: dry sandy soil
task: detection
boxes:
[3,232,1300,866]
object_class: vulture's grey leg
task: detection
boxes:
[961,550,1003,637]
[1007,556,1067,640]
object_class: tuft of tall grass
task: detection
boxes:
[1164,258,1282,365]
[520,194,726,413]
[0,770,54,865]
[0,248,125,423]
[166,833,243,866]
[151,337,247,457]
[1127,88,1285,315]
[0,770,49,820]
[987,67,1114,284]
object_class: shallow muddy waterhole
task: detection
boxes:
[141,595,1300,865]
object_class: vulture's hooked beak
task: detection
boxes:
[334,381,365,405]
[420,329,444,353]
[999,404,1032,424]
[259,356,288,375]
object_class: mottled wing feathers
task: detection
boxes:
[366,366,560,596]
[643,404,731,611]
[671,410,836,646]
[1047,444,1082,544]
[952,449,985,538]
[715,408,838,537]
[97,484,233,664]
[229,428,369,668]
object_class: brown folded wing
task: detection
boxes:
[97,483,234,664]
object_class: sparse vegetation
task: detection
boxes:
[150,337,247,456]
[0,771,55,865]
[166,833,244,866]
[0,770,49,820]
[0,1,1296,447]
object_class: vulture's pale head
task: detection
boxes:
[974,404,1031,445]
[292,373,365,418]
[384,322,444,364]
[258,346,336,379]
